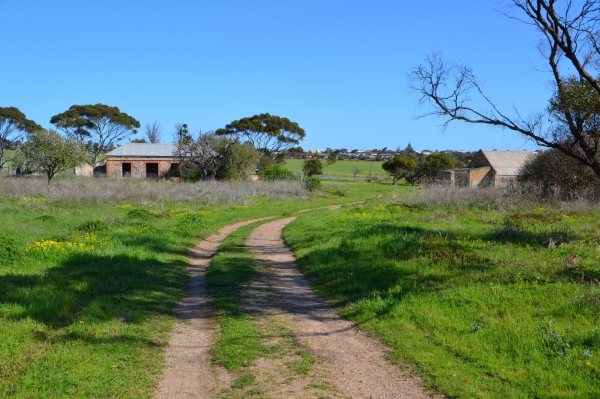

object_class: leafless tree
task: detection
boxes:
[410,0,600,178]
[351,167,362,181]
[145,121,162,143]
[173,129,238,181]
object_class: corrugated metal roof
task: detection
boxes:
[106,143,177,157]
[472,150,534,176]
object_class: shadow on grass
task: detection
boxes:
[0,252,188,329]
[292,223,496,308]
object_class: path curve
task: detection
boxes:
[245,218,438,399]
[156,218,271,399]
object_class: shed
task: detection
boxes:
[438,149,533,188]
[104,143,180,178]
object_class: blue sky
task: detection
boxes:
[2,1,558,152]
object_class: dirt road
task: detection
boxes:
[157,214,439,398]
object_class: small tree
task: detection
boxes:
[382,155,418,185]
[50,104,140,165]
[174,128,253,181]
[303,159,323,177]
[15,129,87,184]
[351,167,362,181]
[423,153,454,179]
[0,107,42,172]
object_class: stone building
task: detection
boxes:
[104,143,180,178]
[438,150,533,188]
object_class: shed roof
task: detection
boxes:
[106,143,177,157]
[471,150,533,176]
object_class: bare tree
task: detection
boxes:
[145,121,162,143]
[173,128,241,181]
[351,167,362,181]
[410,0,600,178]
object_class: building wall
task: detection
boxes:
[105,156,179,178]
[469,167,493,187]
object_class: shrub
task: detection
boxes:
[0,235,22,264]
[259,164,296,180]
[127,208,158,220]
[75,220,109,232]
[303,177,321,191]
[518,149,600,195]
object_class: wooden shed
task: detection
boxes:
[104,143,180,178]
[438,150,533,188]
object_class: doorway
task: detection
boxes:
[146,163,159,179]
[122,163,131,177]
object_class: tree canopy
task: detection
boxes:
[382,155,418,185]
[14,129,87,184]
[215,113,305,173]
[50,104,140,165]
[409,0,600,179]
[0,107,42,171]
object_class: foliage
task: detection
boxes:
[303,176,322,191]
[174,126,254,181]
[381,155,417,184]
[284,203,600,398]
[215,113,306,173]
[0,107,42,171]
[74,220,110,233]
[303,159,323,176]
[519,148,600,194]
[50,104,140,165]
[14,129,87,184]
[259,164,296,180]
[0,235,22,265]
[410,1,600,179]
[423,153,454,178]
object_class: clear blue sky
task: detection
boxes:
[2,0,556,152]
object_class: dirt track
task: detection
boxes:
[157,213,439,399]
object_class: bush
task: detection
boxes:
[303,177,321,191]
[259,164,296,180]
[75,220,109,232]
[518,149,600,195]
[0,235,22,265]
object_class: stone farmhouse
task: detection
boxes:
[438,150,533,188]
[104,143,180,178]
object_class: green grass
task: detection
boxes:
[284,159,385,180]
[283,203,600,398]
[0,178,399,398]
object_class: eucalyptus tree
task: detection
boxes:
[215,113,305,173]
[50,104,140,165]
[0,107,42,171]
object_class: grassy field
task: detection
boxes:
[0,177,399,398]
[284,158,385,180]
[283,199,600,398]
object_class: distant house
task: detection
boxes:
[104,143,180,178]
[438,149,533,188]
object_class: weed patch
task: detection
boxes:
[0,235,22,265]
[74,220,109,232]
